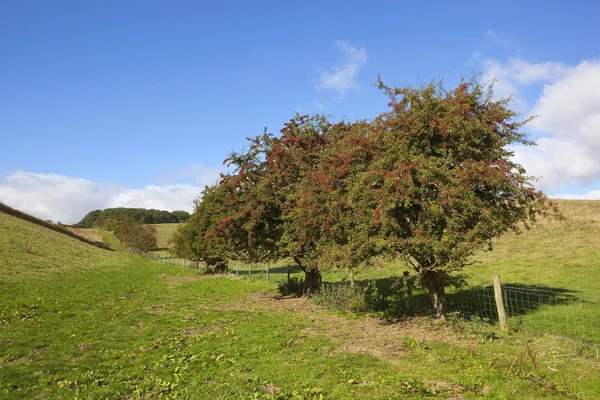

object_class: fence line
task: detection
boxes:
[452,282,600,346]
[146,254,274,282]
[140,253,600,346]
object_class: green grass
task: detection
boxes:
[2,204,600,399]
[150,223,181,250]
[457,199,600,342]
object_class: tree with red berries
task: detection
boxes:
[179,76,556,317]
[331,77,557,318]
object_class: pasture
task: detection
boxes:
[66,227,104,243]
[1,202,599,399]
[151,223,181,250]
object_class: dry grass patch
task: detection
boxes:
[151,223,181,249]
[66,228,103,243]
[216,291,471,360]
[158,273,209,288]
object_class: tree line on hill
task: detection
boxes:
[172,76,559,319]
[76,207,190,227]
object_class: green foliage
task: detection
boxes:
[204,77,556,314]
[171,183,232,269]
[216,115,339,293]
[77,209,102,227]
[77,207,184,227]
[200,260,229,275]
[112,219,157,252]
[292,77,557,316]
[277,277,305,297]
[313,283,367,313]
[171,210,191,223]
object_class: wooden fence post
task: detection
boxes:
[266,261,269,282]
[492,275,509,331]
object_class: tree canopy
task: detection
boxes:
[171,183,232,272]
[112,219,157,252]
[175,76,557,317]
[77,207,190,227]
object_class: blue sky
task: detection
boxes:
[1,1,600,223]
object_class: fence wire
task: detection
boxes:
[452,285,600,346]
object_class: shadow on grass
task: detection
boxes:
[336,277,587,322]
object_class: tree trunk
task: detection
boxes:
[421,269,447,320]
[303,269,322,294]
[293,256,321,295]
[348,269,356,289]
[215,260,228,274]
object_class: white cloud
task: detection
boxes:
[513,60,600,191]
[318,41,367,96]
[106,184,202,212]
[0,172,113,224]
[552,190,600,200]
[480,57,568,111]
[0,167,221,224]
[481,56,600,193]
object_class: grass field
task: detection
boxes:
[150,223,181,250]
[154,200,600,345]
[1,203,600,399]
[66,227,104,243]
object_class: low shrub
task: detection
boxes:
[277,277,304,297]
[200,260,228,275]
[313,283,367,313]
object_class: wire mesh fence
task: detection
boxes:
[451,284,600,346]
[141,252,599,346]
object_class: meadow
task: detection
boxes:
[151,223,181,251]
[1,201,599,399]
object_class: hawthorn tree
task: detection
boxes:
[171,183,231,273]
[290,119,385,288]
[338,77,557,318]
[218,115,334,293]
[178,77,555,314]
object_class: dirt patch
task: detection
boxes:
[77,343,94,350]
[143,305,169,314]
[263,384,280,395]
[158,274,212,288]
[182,326,206,337]
[212,291,471,360]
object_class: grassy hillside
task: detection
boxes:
[0,212,123,282]
[66,227,103,243]
[1,205,600,399]
[150,223,181,250]
[465,199,600,290]
[0,202,108,250]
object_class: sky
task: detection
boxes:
[1,1,600,223]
